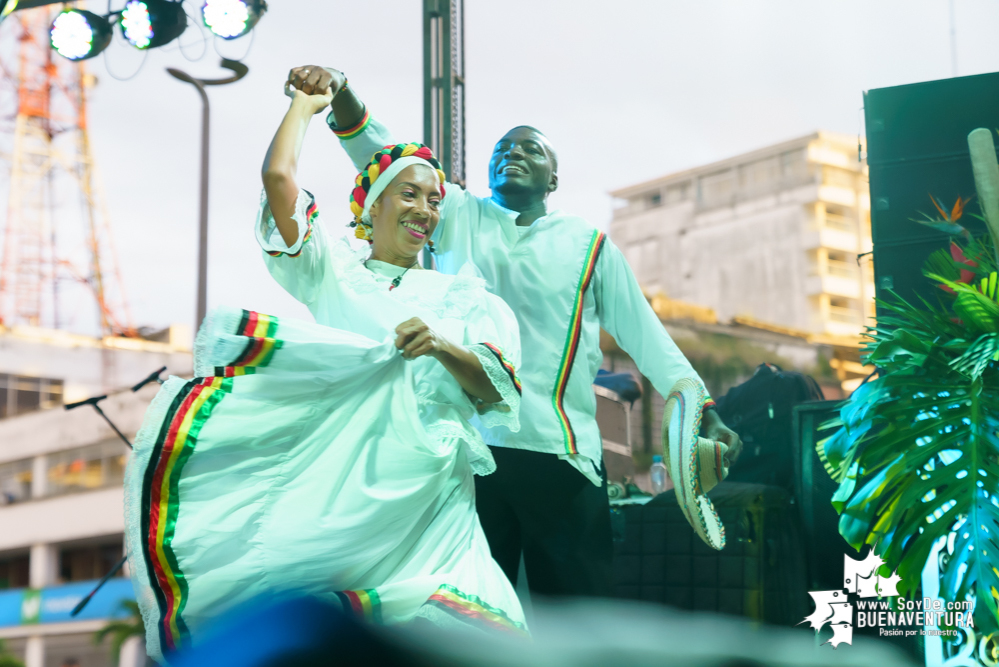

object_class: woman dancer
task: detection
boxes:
[124,79,526,662]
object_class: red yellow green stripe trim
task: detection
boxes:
[335,589,383,623]
[332,108,371,140]
[670,385,724,546]
[552,230,606,455]
[141,310,284,652]
[480,342,522,395]
[225,310,284,371]
[142,375,232,652]
[424,584,528,635]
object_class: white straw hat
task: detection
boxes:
[662,377,730,550]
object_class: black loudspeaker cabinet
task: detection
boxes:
[792,400,852,592]
[864,71,999,312]
[612,483,808,627]
[793,401,924,661]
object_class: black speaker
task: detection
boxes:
[793,401,923,661]
[792,400,849,592]
[864,71,999,310]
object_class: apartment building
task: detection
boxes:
[609,132,873,338]
[0,324,191,667]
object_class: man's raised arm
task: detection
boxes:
[288,66,396,170]
[594,238,743,463]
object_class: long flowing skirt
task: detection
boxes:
[123,307,527,662]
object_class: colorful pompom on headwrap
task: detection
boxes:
[349,143,447,243]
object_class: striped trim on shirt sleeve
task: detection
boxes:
[329,108,371,140]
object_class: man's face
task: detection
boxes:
[488,127,558,200]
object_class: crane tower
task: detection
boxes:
[0,5,131,335]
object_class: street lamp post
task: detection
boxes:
[167,58,248,328]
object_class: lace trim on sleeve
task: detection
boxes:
[424,422,496,476]
[255,188,317,257]
[467,342,521,433]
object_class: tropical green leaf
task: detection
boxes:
[927,273,999,334]
[826,356,999,633]
[93,599,144,666]
[820,232,999,633]
[950,333,999,380]
[868,329,932,361]
[0,639,24,667]
[951,223,999,274]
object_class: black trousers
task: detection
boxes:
[474,446,613,598]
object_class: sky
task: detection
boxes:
[2,0,999,337]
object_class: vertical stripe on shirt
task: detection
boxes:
[552,230,606,455]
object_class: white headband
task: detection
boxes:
[361,156,442,226]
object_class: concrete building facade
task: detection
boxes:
[609,132,874,339]
[0,324,191,667]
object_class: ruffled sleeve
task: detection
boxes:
[464,292,522,433]
[256,188,328,306]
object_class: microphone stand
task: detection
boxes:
[68,367,167,616]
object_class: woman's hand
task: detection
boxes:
[396,318,503,403]
[394,318,450,360]
[284,82,333,116]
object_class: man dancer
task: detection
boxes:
[288,67,742,598]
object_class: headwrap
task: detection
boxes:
[349,143,447,243]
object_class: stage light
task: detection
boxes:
[0,0,20,24]
[4,1,89,25]
[50,9,113,61]
[201,0,266,40]
[119,0,186,50]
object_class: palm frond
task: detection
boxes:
[950,333,999,380]
[923,247,962,283]
[93,599,145,666]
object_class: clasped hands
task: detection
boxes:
[284,65,343,115]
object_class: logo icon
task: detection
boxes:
[20,589,41,625]
[801,551,901,648]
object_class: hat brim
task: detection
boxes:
[662,378,727,551]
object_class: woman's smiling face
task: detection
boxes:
[369,164,442,263]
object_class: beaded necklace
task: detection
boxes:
[366,259,418,291]
[389,266,413,291]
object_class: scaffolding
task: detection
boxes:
[0,5,131,336]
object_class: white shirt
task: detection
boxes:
[341,116,709,485]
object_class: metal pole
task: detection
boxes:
[423,0,464,269]
[422,0,464,186]
[167,60,248,329]
[196,82,210,328]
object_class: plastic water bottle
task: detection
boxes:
[650,455,668,495]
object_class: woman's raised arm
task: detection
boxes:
[261,86,333,247]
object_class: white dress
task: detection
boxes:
[123,190,527,662]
